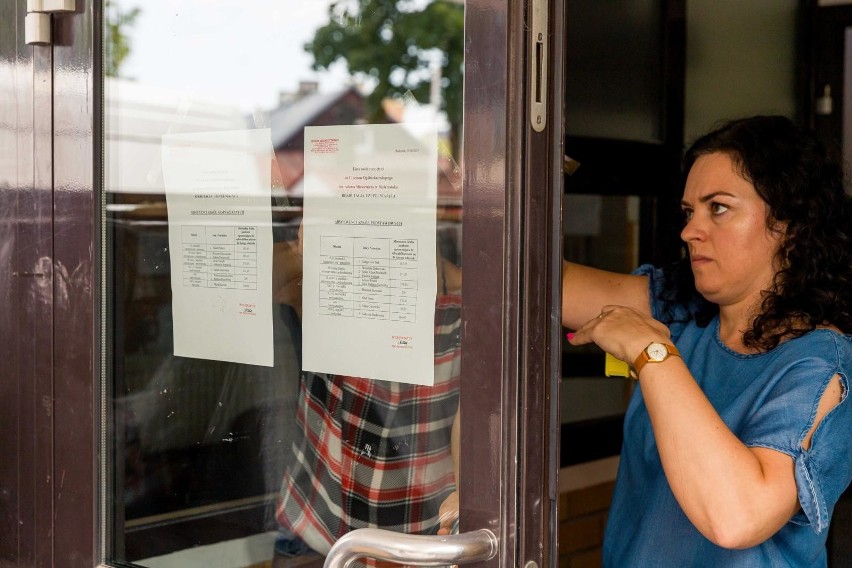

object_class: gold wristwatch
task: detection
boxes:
[629,341,681,380]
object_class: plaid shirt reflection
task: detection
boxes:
[277,294,461,556]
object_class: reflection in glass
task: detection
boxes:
[103,1,464,566]
[565,0,663,142]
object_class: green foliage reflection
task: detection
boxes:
[306,0,464,148]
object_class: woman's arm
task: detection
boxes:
[561,261,651,330]
[640,360,842,548]
[569,306,843,548]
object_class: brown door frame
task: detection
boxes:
[518,0,565,563]
[51,3,99,564]
[1,1,102,566]
[460,1,563,567]
[0,2,59,565]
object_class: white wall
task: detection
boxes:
[685,0,799,143]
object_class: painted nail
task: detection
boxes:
[566,333,575,341]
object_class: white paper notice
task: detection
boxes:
[302,123,438,385]
[162,129,274,367]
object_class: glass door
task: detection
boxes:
[101,2,471,564]
[3,0,565,565]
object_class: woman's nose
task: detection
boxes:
[680,216,703,242]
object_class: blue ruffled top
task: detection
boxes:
[603,265,852,567]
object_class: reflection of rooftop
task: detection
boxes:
[266,86,366,197]
[105,77,366,196]
[266,88,363,149]
[105,78,460,205]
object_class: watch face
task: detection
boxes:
[646,342,668,361]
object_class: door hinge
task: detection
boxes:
[25,0,76,46]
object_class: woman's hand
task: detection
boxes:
[567,304,671,364]
[436,491,459,535]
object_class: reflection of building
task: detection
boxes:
[266,81,463,207]
[104,78,366,200]
[105,77,460,207]
[264,82,366,197]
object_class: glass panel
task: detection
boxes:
[561,194,640,466]
[102,1,464,565]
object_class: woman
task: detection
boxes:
[563,116,852,565]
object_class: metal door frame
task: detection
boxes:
[460,0,564,567]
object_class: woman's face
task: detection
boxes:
[680,152,785,309]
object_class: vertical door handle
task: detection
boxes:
[25,0,76,45]
[323,528,498,568]
[530,0,549,132]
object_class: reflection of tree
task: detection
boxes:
[105,0,141,78]
[306,0,464,149]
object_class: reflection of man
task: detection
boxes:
[272,223,462,566]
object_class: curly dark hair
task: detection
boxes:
[662,115,852,351]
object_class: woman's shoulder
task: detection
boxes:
[790,327,850,346]
[776,328,852,368]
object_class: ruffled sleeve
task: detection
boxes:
[790,374,852,533]
[632,264,697,341]
[741,334,852,534]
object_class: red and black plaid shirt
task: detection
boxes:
[277,294,461,556]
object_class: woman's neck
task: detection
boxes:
[717,301,762,354]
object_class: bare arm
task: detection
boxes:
[561,261,651,330]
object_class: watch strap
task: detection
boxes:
[631,341,681,378]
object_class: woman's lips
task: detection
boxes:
[690,254,711,265]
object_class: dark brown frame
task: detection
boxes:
[0,2,63,565]
[460,1,563,567]
[52,2,100,565]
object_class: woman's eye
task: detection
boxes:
[682,209,693,222]
[710,202,729,215]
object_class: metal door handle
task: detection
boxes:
[323,528,498,568]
